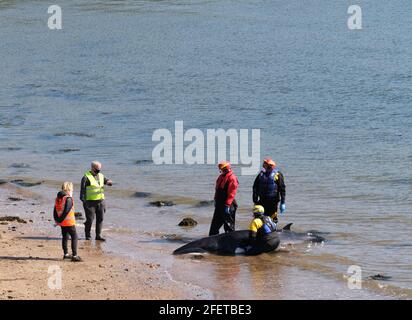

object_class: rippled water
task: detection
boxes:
[1,0,411,299]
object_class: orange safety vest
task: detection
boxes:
[55,195,76,227]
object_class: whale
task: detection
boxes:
[172,223,325,255]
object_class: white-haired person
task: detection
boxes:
[80,161,113,241]
[53,182,82,262]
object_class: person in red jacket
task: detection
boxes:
[209,161,239,236]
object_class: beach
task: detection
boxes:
[1,0,411,300]
[0,182,210,300]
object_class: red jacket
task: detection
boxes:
[214,170,239,207]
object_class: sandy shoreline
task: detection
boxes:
[0,186,211,300]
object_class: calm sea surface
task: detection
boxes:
[0,0,411,299]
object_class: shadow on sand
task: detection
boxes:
[18,236,61,241]
[0,256,61,262]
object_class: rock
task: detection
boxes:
[9,163,31,169]
[369,274,392,281]
[195,200,214,207]
[178,217,198,227]
[149,201,175,207]
[133,192,151,198]
[58,148,80,153]
[10,179,43,187]
[0,216,27,223]
[8,197,23,202]
[74,212,84,220]
[0,179,8,185]
[135,159,153,165]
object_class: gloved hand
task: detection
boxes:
[224,205,231,215]
[280,203,286,214]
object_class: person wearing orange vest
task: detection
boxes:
[53,182,82,262]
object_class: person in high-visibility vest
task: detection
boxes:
[53,182,82,262]
[80,161,113,241]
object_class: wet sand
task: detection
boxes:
[0,195,210,300]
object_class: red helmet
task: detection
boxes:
[263,158,276,168]
[218,161,231,171]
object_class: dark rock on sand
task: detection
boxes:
[10,180,43,187]
[74,212,84,220]
[0,179,8,185]
[8,197,23,202]
[55,132,95,138]
[133,192,151,198]
[178,217,198,227]
[149,201,175,207]
[369,274,392,281]
[0,216,27,224]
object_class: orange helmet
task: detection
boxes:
[218,161,231,171]
[263,158,276,168]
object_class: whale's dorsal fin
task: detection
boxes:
[282,223,293,231]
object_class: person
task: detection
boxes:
[245,205,278,256]
[252,158,286,223]
[209,161,239,236]
[80,161,113,241]
[53,182,82,262]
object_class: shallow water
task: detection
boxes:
[1,0,411,299]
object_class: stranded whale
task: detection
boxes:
[172,223,325,255]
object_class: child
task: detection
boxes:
[53,182,82,262]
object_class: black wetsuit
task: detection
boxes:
[80,174,110,239]
[53,191,78,256]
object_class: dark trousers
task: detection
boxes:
[209,203,237,236]
[259,198,279,223]
[61,226,78,256]
[83,201,105,238]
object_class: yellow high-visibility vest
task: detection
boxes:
[84,171,105,201]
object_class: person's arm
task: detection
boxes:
[252,174,260,204]
[53,207,59,223]
[277,172,286,204]
[104,176,113,186]
[54,197,73,223]
[248,219,260,245]
[225,176,238,207]
[80,176,87,202]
